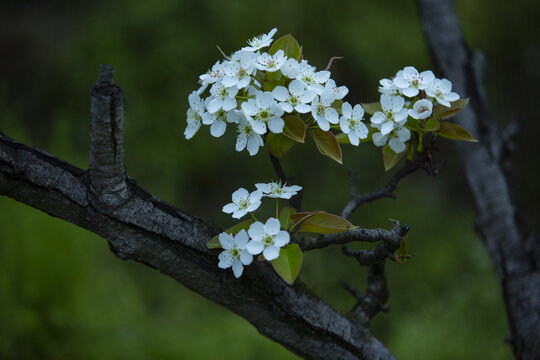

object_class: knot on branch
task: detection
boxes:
[88,64,130,207]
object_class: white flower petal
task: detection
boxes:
[232,188,249,202]
[267,117,284,133]
[222,203,238,214]
[248,222,265,240]
[273,86,289,102]
[389,137,406,153]
[218,233,234,250]
[372,132,388,147]
[239,250,253,265]
[341,102,352,118]
[273,231,290,247]
[263,246,280,261]
[235,230,250,248]
[218,251,234,268]
[231,261,244,278]
[380,121,395,136]
[265,218,281,235]
[210,120,227,137]
[246,240,265,255]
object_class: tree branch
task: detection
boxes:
[341,151,440,219]
[417,1,540,358]
[295,221,408,252]
[0,65,396,360]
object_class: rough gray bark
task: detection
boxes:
[417,1,540,359]
[0,64,397,360]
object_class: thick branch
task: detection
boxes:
[0,65,396,360]
[417,1,540,359]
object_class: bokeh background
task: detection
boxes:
[1,0,538,359]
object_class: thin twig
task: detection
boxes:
[325,56,343,71]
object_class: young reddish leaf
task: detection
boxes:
[311,129,343,164]
[361,102,382,115]
[206,219,254,249]
[271,244,303,285]
[422,117,440,132]
[267,132,295,158]
[279,206,297,230]
[282,116,307,143]
[292,210,356,234]
[438,122,478,142]
[383,144,408,172]
[269,34,301,60]
[290,212,316,228]
[432,98,470,120]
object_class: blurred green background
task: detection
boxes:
[1,0,538,359]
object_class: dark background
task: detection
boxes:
[1,0,538,358]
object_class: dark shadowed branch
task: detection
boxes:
[417,1,540,359]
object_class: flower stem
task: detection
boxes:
[276,198,279,219]
[250,212,259,222]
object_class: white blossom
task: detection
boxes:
[370,94,408,136]
[241,91,284,134]
[339,102,368,146]
[256,50,287,72]
[223,188,263,219]
[311,90,339,131]
[202,107,240,137]
[242,28,278,52]
[222,52,257,89]
[425,78,460,107]
[236,117,264,156]
[198,61,225,94]
[372,123,411,153]
[297,61,330,95]
[378,78,400,95]
[272,80,316,113]
[184,91,206,139]
[324,79,349,100]
[280,58,301,78]
[217,230,253,278]
[206,83,239,113]
[255,181,302,199]
[247,218,290,261]
[408,99,433,120]
[393,66,435,97]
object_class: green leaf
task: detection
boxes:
[279,206,296,230]
[432,98,470,120]
[311,129,343,164]
[438,122,478,142]
[422,117,440,132]
[271,243,303,285]
[383,144,408,172]
[206,219,254,249]
[291,211,357,234]
[361,102,382,115]
[282,116,306,143]
[269,34,301,60]
[267,132,295,158]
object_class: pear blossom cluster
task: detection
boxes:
[217,181,301,278]
[368,66,461,153]
[184,28,357,155]
[185,28,464,159]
